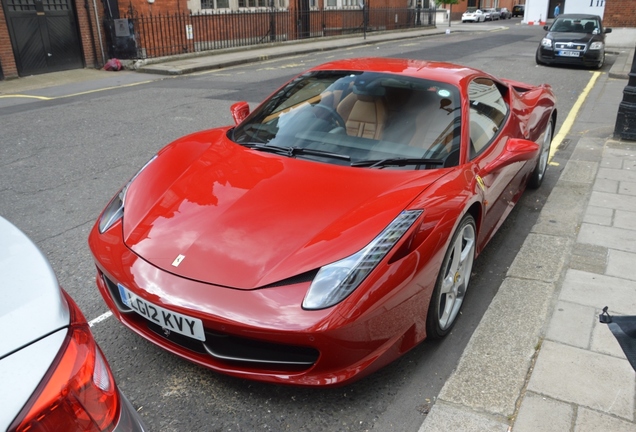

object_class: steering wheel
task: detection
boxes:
[313,104,346,129]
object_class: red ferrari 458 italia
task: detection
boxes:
[89,58,557,386]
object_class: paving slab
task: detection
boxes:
[506,234,571,282]
[560,269,636,315]
[527,341,635,420]
[619,180,636,196]
[589,190,636,212]
[575,407,636,432]
[513,392,574,432]
[532,182,591,236]
[568,242,608,274]
[614,209,636,230]
[419,402,508,432]
[559,160,599,183]
[577,223,636,253]
[592,178,619,193]
[607,249,636,280]
[437,278,554,417]
[546,301,595,349]
[582,205,613,226]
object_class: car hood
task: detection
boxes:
[122,132,450,289]
[548,31,600,43]
[0,217,69,358]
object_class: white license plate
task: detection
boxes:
[118,284,206,341]
[558,50,580,57]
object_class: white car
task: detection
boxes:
[462,9,485,23]
[0,217,146,432]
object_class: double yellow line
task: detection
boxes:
[0,79,156,101]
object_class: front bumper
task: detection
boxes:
[537,46,603,68]
[89,222,434,387]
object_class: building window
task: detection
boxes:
[238,0,268,6]
[199,0,286,10]
[325,0,359,7]
[201,0,229,8]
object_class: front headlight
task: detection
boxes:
[98,156,157,234]
[541,38,553,48]
[302,210,423,310]
[589,41,604,50]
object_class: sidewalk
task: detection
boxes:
[1,23,636,432]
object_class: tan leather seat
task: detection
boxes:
[337,92,387,140]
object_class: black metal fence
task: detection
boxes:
[105,8,436,60]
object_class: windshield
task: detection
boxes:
[550,17,600,33]
[231,70,462,169]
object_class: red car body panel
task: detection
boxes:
[122,129,451,288]
[89,58,556,386]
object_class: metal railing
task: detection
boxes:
[105,7,436,59]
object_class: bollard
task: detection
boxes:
[615,46,636,140]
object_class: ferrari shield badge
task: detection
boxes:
[172,254,186,267]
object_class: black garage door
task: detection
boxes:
[3,0,84,76]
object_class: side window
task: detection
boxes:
[468,78,508,159]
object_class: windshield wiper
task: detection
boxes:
[242,143,294,155]
[351,158,445,168]
[243,143,351,161]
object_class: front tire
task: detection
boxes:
[528,118,553,189]
[426,214,476,339]
[595,52,605,69]
[535,49,545,65]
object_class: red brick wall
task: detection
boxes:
[0,5,18,78]
[75,0,104,68]
[122,0,189,18]
[603,0,636,27]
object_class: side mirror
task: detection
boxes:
[230,102,250,125]
[605,28,612,34]
[543,25,549,31]
[483,138,539,173]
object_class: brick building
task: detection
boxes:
[604,0,636,27]
[0,0,105,79]
[0,0,632,80]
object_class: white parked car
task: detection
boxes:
[0,216,146,432]
[462,8,485,23]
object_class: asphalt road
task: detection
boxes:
[0,21,615,431]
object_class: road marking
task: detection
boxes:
[89,311,113,327]
[0,94,53,100]
[549,71,602,162]
[0,79,157,101]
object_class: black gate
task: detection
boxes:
[3,0,84,76]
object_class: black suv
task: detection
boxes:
[512,4,525,17]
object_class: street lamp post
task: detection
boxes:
[615,47,636,140]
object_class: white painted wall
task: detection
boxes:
[524,0,606,25]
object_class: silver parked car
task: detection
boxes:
[0,216,146,432]
[498,7,512,19]
[484,8,501,20]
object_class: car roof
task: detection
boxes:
[309,57,485,87]
[555,13,601,20]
